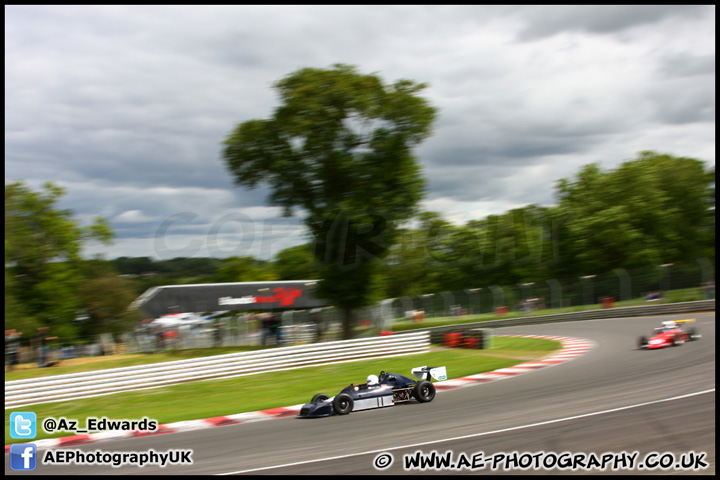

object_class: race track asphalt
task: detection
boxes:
[5,312,715,475]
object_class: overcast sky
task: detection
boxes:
[5,5,715,261]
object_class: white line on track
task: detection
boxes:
[217,388,715,475]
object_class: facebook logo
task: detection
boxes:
[10,412,37,439]
[10,444,37,471]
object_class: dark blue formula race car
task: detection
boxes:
[298,366,447,417]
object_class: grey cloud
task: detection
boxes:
[515,5,710,41]
[5,5,715,260]
[647,83,715,125]
[659,53,716,78]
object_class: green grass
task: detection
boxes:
[4,336,560,445]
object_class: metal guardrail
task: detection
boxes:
[424,299,715,343]
[4,331,429,409]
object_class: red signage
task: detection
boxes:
[254,287,304,307]
[218,287,304,308]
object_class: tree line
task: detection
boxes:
[4,150,714,343]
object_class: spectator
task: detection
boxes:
[268,314,282,345]
[213,321,224,347]
[35,327,58,368]
[163,328,178,350]
[260,314,271,346]
[703,281,715,299]
[5,329,22,372]
[311,314,323,343]
[155,325,165,351]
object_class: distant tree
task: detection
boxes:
[380,222,441,298]
[113,256,156,275]
[273,244,321,280]
[214,256,277,283]
[78,273,144,338]
[223,64,437,338]
[156,257,225,278]
[5,181,114,339]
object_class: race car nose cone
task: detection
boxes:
[298,401,333,418]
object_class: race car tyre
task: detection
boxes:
[413,380,436,403]
[687,328,699,341]
[332,393,354,415]
[311,393,329,403]
[638,336,647,349]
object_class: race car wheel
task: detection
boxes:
[332,393,354,415]
[687,328,698,341]
[413,380,436,403]
[311,393,329,403]
[638,336,647,349]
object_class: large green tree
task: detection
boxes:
[223,64,437,338]
[5,181,114,339]
[554,151,715,273]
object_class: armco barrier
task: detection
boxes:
[4,331,429,409]
[426,300,715,344]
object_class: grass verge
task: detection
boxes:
[4,346,276,382]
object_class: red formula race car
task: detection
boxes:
[638,319,701,350]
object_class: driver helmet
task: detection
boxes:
[366,374,379,385]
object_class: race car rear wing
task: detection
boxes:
[411,366,447,382]
[674,318,696,323]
